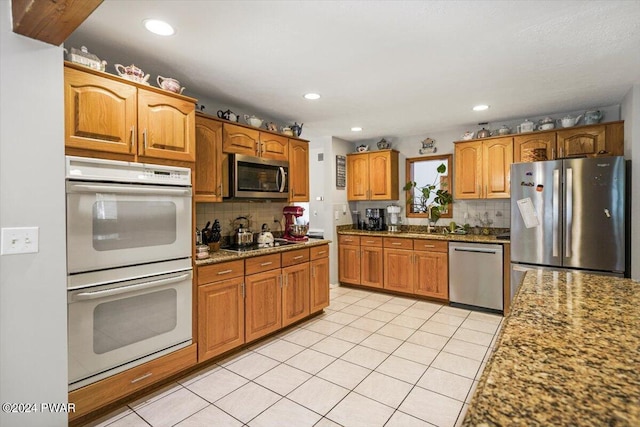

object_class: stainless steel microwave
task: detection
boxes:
[225,154,289,199]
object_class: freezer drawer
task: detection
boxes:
[449,242,503,312]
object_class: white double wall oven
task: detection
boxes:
[65,156,193,391]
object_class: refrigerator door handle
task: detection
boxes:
[565,167,573,258]
[553,169,560,257]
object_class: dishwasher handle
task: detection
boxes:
[453,248,499,254]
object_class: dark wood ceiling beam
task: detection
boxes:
[12,0,103,46]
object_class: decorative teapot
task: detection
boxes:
[356,144,369,152]
[244,115,264,128]
[291,122,303,137]
[376,138,390,149]
[584,110,603,125]
[496,125,511,135]
[559,114,583,128]
[476,127,491,138]
[281,127,294,136]
[517,119,535,133]
[114,64,150,84]
[538,117,555,130]
[217,109,239,122]
[157,76,185,94]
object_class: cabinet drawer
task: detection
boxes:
[310,244,329,260]
[282,248,310,267]
[69,344,197,421]
[360,236,383,247]
[339,235,360,245]
[198,260,244,285]
[245,253,281,275]
[384,237,413,250]
[414,239,448,253]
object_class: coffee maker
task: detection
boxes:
[365,208,385,231]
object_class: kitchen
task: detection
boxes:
[1,1,640,427]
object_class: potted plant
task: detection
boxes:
[403,163,453,223]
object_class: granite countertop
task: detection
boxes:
[337,229,510,244]
[195,239,331,266]
[464,270,640,426]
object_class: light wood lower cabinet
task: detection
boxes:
[68,344,197,422]
[282,263,310,326]
[339,235,449,301]
[245,268,283,342]
[197,277,245,361]
[310,257,330,312]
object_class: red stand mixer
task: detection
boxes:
[283,206,309,242]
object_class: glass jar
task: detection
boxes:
[195,244,210,260]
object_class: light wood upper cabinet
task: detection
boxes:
[483,138,512,199]
[64,63,196,162]
[514,133,557,163]
[222,124,260,156]
[289,139,309,202]
[347,150,399,201]
[195,115,224,202]
[513,122,623,163]
[64,66,137,155]
[454,138,512,199]
[261,134,289,160]
[137,89,195,162]
[197,276,245,362]
[245,269,282,343]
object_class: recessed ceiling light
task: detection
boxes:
[303,93,321,100]
[473,104,489,111]
[351,127,363,132]
[143,19,175,36]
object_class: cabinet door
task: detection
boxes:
[339,244,361,284]
[369,150,399,200]
[361,246,384,288]
[557,125,606,158]
[383,249,414,293]
[414,251,448,300]
[197,277,245,362]
[282,263,310,327]
[483,137,512,198]
[310,257,330,313]
[454,141,483,199]
[514,133,557,162]
[64,67,137,155]
[222,123,259,156]
[347,153,369,200]
[137,89,196,162]
[261,133,289,160]
[289,139,309,202]
[195,116,223,202]
[245,270,282,342]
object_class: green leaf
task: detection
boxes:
[436,163,446,174]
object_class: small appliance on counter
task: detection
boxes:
[365,208,385,231]
[283,206,309,241]
[386,204,402,232]
[257,223,275,247]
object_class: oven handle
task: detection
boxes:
[68,183,191,196]
[73,273,190,301]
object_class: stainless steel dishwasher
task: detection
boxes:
[449,242,503,312]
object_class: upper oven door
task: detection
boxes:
[229,154,289,199]
[66,181,192,274]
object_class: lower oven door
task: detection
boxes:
[68,267,192,390]
[66,180,192,274]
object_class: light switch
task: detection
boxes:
[334,211,339,220]
[1,227,39,255]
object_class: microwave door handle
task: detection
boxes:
[73,273,190,301]
[69,183,191,196]
[277,167,286,193]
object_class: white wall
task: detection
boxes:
[622,85,639,280]
[0,3,68,427]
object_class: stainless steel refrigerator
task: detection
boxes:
[510,157,626,288]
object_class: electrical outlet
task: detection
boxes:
[1,227,39,255]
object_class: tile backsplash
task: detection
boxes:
[196,201,290,237]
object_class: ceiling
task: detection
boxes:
[66,0,640,142]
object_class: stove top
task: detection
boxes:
[221,239,298,253]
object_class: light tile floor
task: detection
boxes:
[88,285,503,427]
